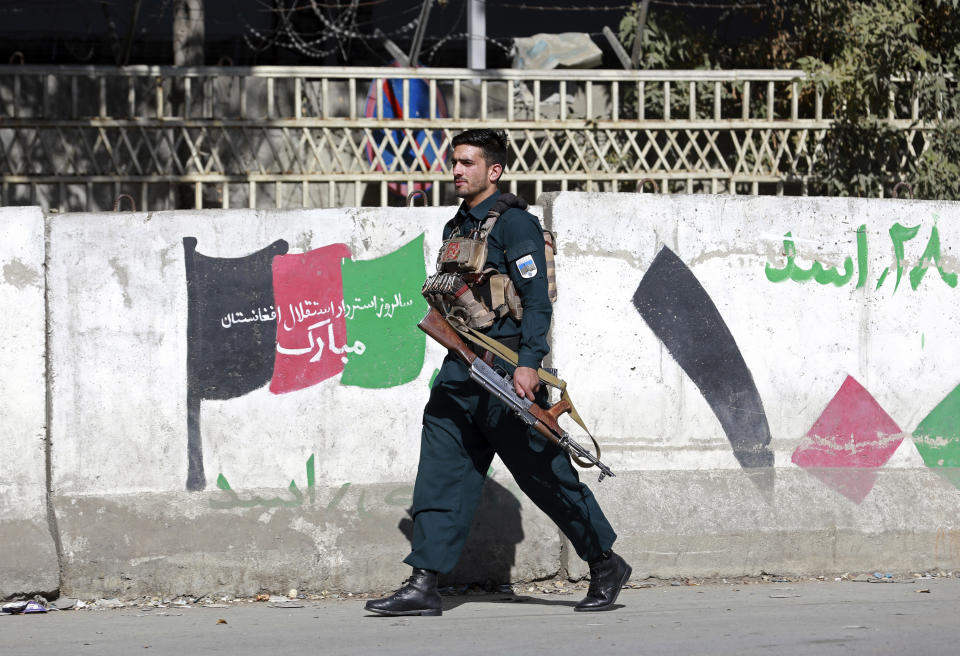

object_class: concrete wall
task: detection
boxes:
[42,205,560,599]
[0,206,58,598]
[546,193,960,579]
[3,193,960,599]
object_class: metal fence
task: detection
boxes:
[0,65,934,211]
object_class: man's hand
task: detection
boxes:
[513,366,540,401]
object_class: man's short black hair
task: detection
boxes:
[451,129,508,170]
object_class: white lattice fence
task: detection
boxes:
[0,65,932,211]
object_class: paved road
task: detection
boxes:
[5,578,958,655]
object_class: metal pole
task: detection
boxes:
[602,26,632,71]
[408,0,434,67]
[468,0,486,70]
[121,0,144,66]
[376,29,410,66]
[630,0,651,69]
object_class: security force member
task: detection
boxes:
[365,129,631,617]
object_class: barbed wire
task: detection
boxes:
[274,5,421,38]
[650,0,767,7]
[278,0,394,7]
[491,2,632,10]
[270,16,418,43]
[491,0,768,9]
[242,0,513,65]
[245,0,349,57]
[3,0,772,65]
[426,32,514,65]
[244,0,420,60]
[423,0,467,64]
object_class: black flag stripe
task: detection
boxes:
[183,237,289,490]
[633,246,773,469]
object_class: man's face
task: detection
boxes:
[451,144,501,207]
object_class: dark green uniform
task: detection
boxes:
[404,190,617,575]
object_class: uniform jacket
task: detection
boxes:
[443,190,552,370]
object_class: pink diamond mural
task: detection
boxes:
[791,375,903,503]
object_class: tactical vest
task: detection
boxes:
[422,193,557,330]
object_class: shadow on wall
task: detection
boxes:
[398,478,523,587]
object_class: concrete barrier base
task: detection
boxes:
[54,478,560,599]
[0,520,59,598]
[579,468,960,581]
[52,465,960,597]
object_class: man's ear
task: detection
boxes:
[488,162,503,184]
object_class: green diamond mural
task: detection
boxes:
[913,383,960,488]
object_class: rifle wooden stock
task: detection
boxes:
[417,308,477,365]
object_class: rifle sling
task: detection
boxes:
[446,313,602,469]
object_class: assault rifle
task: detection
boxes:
[418,308,615,481]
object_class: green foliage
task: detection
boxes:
[618,9,711,70]
[914,120,960,199]
[815,119,907,197]
[791,0,960,198]
[617,7,743,126]
[616,0,960,199]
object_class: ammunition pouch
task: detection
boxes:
[437,237,487,274]
[543,230,558,304]
[421,272,497,330]
[478,271,524,322]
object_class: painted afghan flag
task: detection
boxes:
[184,232,429,488]
[340,234,428,388]
[265,234,428,393]
[270,243,353,394]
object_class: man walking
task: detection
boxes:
[365,129,630,617]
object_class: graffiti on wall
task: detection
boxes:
[633,246,774,470]
[790,377,960,502]
[211,452,415,518]
[211,455,317,509]
[761,218,960,500]
[790,376,903,503]
[183,237,290,491]
[635,238,960,504]
[766,222,957,291]
[183,218,960,504]
[913,385,960,489]
[183,234,428,491]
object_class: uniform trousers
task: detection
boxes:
[403,356,617,574]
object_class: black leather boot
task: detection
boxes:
[574,551,632,612]
[364,568,442,616]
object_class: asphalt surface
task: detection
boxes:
[4,578,959,655]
